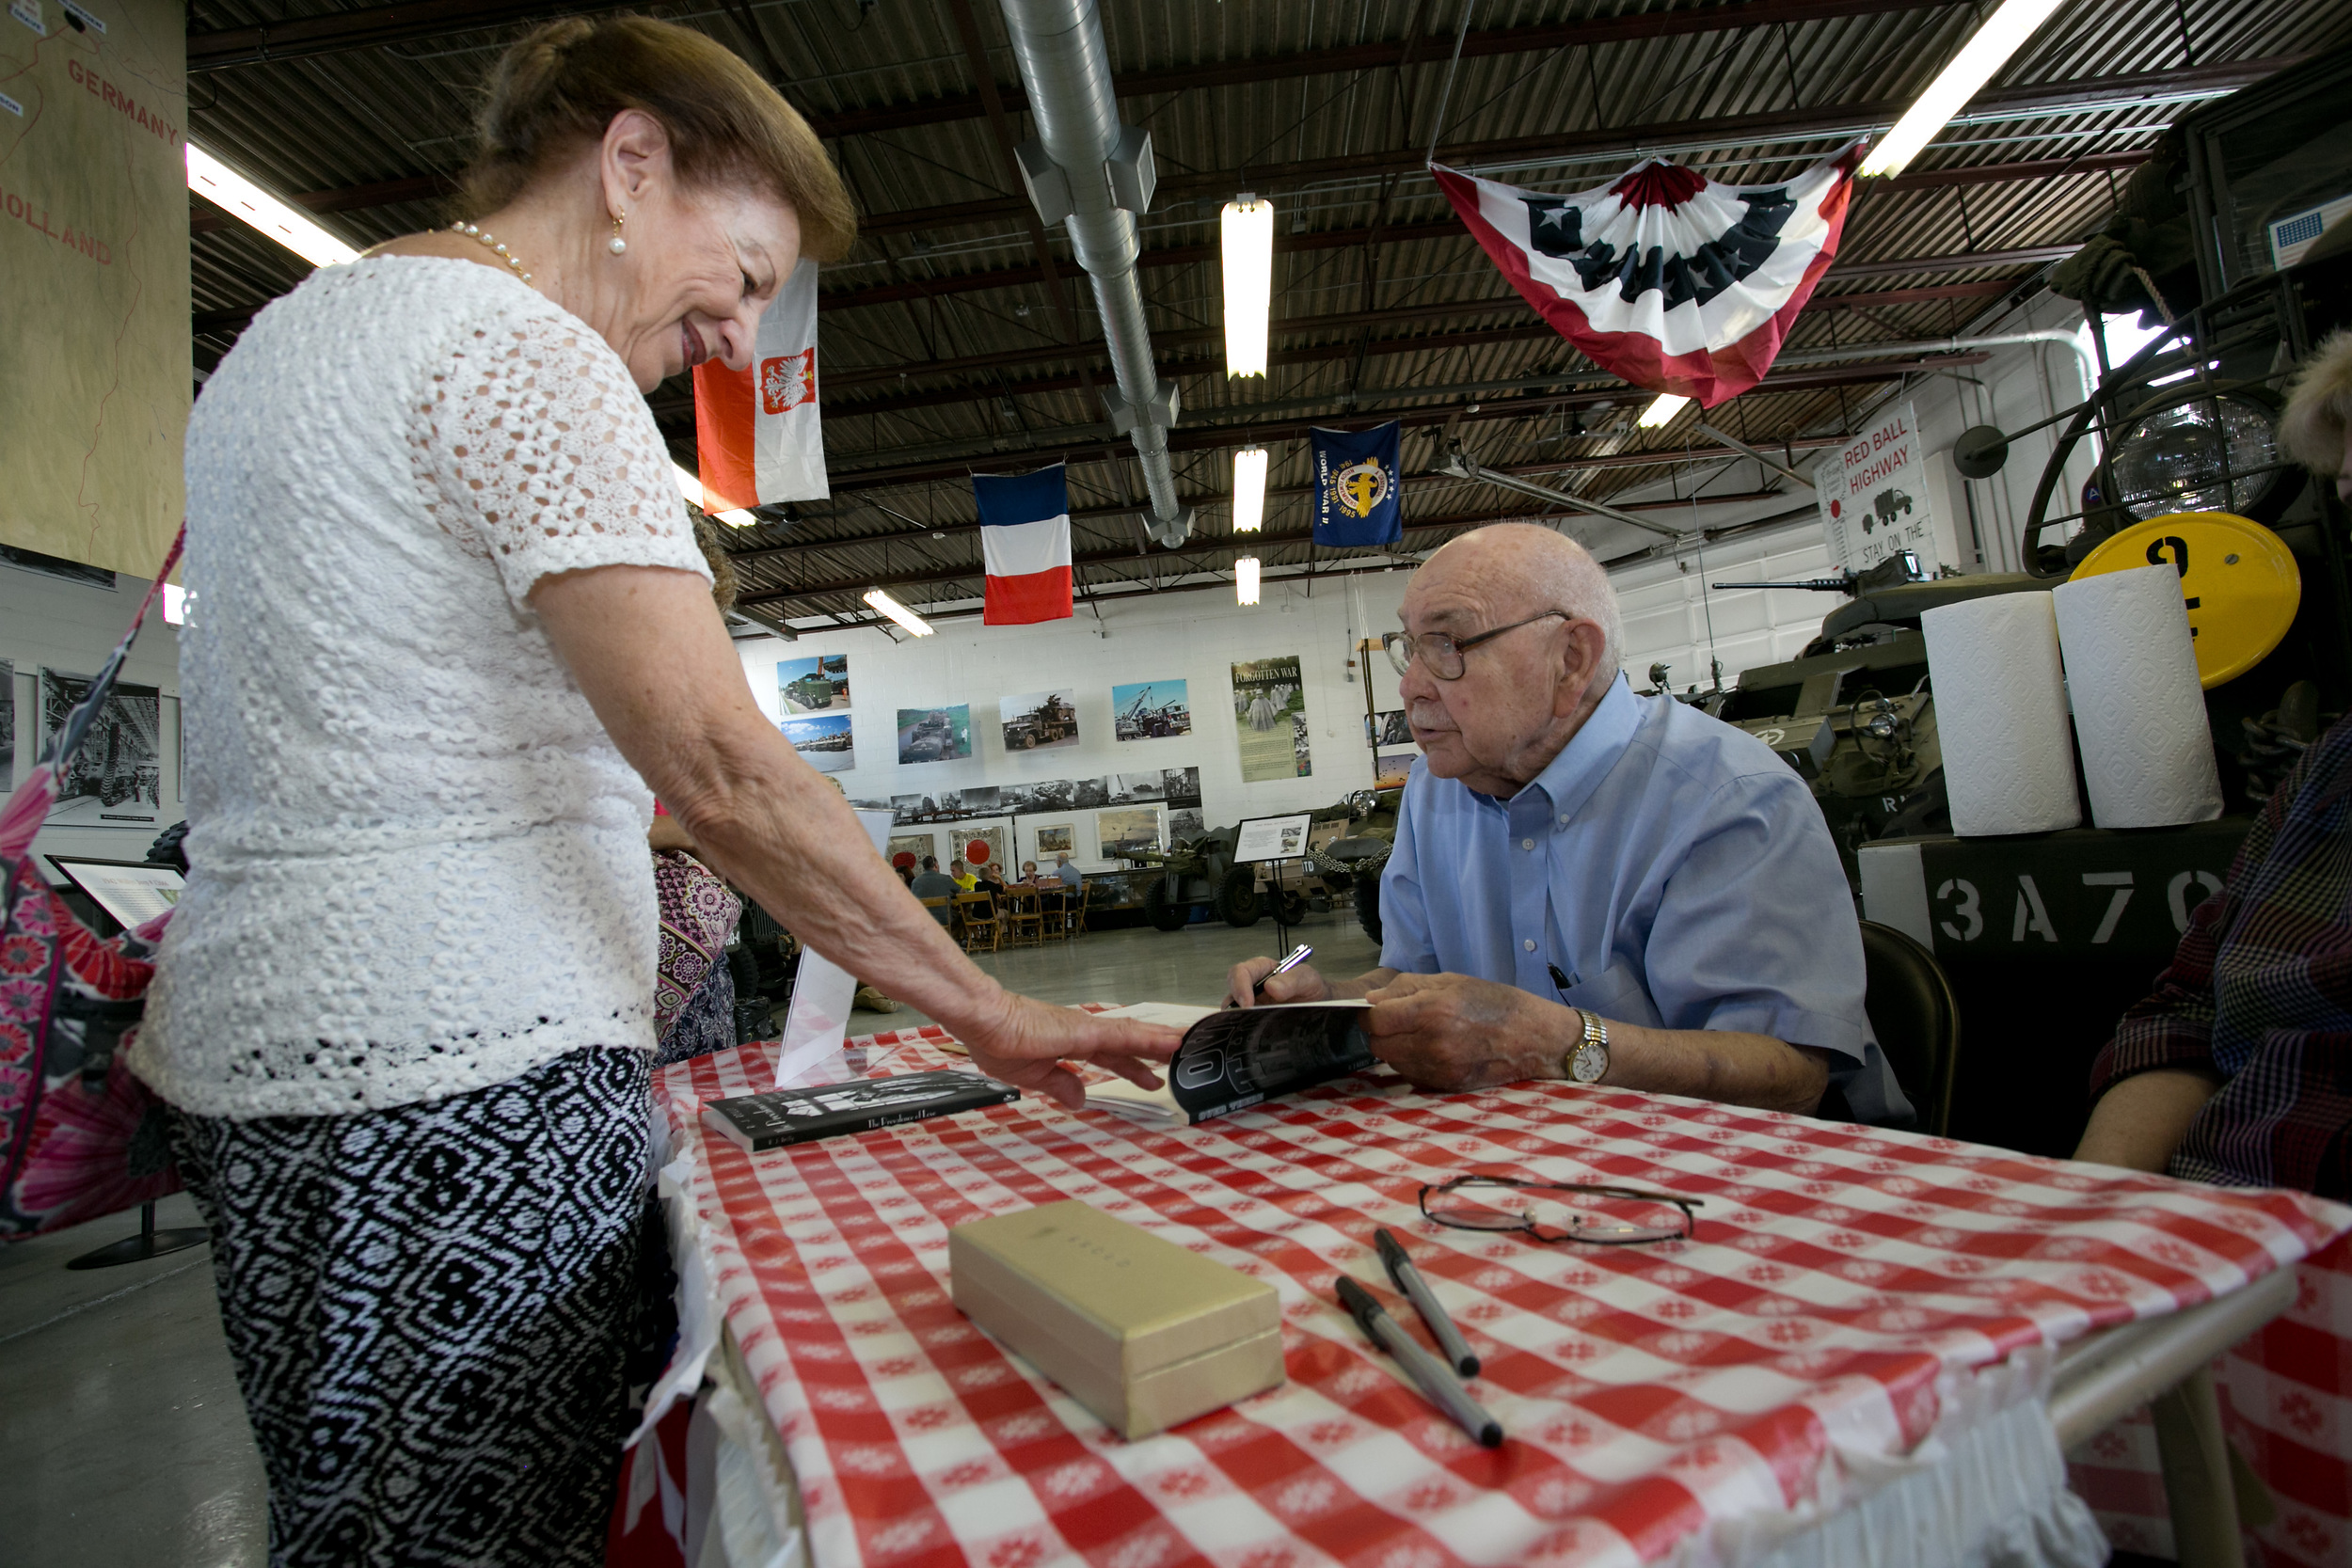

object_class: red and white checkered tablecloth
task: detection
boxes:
[655,1022,2351,1568]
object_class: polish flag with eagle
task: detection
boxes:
[1433,144,1862,407]
[693,258,830,509]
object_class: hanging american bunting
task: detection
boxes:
[1432,145,1862,407]
[693,258,830,510]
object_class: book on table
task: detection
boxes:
[1081,1001,1376,1127]
[701,1069,1020,1152]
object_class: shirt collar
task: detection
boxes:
[1517,673,1641,822]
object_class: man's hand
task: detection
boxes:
[959,993,1183,1111]
[1224,956,1334,1008]
[1360,973,1567,1091]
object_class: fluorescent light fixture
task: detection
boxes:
[1235,556,1262,606]
[162,584,188,626]
[864,587,934,636]
[672,464,758,527]
[1860,0,2070,177]
[1637,392,1692,429]
[1220,194,1276,378]
[184,142,359,268]
[1232,447,1268,531]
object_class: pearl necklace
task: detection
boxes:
[446,221,532,284]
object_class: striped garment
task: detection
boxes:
[2090,716,2352,1198]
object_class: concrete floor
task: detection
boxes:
[0,911,1377,1567]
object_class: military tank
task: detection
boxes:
[1304,787,1403,944]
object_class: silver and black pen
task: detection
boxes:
[1226,942,1314,1008]
[1335,1275,1502,1447]
[1375,1227,1480,1377]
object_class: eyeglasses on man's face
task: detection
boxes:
[1382,610,1573,682]
[1419,1174,1701,1245]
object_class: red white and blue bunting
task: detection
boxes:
[1432,144,1862,407]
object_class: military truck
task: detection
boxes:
[784,672,834,710]
[1005,691,1079,750]
[1117,827,1239,930]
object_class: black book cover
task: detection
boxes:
[1168,1005,1377,1123]
[702,1070,1021,1152]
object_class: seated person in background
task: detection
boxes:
[1019,860,1041,885]
[2074,332,2352,1194]
[1055,851,1084,889]
[895,862,915,888]
[1230,522,1908,1123]
[909,855,961,926]
[953,860,979,892]
[975,860,1007,894]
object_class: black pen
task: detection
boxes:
[1336,1276,1502,1447]
[1375,1228,1479,1377]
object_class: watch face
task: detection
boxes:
[1571,1039,1607,1084]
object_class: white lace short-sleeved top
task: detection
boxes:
[139,258,711,1117]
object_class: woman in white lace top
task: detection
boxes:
[143,19,1177,1566]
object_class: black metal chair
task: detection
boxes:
[1858,919,1961,1137]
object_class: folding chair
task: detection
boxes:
[953,892,999,954]
[1004,888,1043,948]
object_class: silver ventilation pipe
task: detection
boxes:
[996,0,1192,548]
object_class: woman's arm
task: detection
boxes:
[531,563,1176,1104]
[2074,1068,2222,1172]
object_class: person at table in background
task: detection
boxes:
[1055,850,1084,890]
[1229,522,1907,1123]
[139,19,1178,1567]
[975,859,1007,895]
[2074,331,2352,1195]
[910,855,961,925]
[953,859,979,892]
[894,861,915,888]
[1019,859,1041,884]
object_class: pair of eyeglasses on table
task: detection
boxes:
[1418,1172,1703,1245]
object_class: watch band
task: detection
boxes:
[1563,1007,1610,1085]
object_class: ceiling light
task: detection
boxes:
[184,143,358,268]
[1221,194,1276,377]
[1235,556,1262,606]
[1637,392,1692,429]
[1232,447,1268,532]
[1859,0,2070,177]
[864,587,934,636]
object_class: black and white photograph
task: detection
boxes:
[999,689,1080,752]
[1105,771,1166,804]
[1366,709,1413,748]
[936,785,1001,818]
[1166,808,1204,842]
[1070,776,1111,809]
[1001,778,1077,814]
[1095,807,1162,857]
[1161,766,1202,807]
[40,667,162,826]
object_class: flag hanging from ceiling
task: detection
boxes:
[1432,145,1861,407]
[1310,421,1403,546]
[693,258,829,510]
[974,463,1073,625]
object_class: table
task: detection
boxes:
[644,1022,2348,1568]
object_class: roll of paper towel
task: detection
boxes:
[2054,562,2223,829]
[1921,592,2081,835]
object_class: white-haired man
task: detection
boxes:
[1231,523,1909,1123]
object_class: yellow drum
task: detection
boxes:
[2072,512,2300,688]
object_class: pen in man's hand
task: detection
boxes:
[1375,1227,1480,1377]
[1228,942,1314,1007]
[1335,1275,1502,1448]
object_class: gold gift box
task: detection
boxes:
[948,1200,1287,1440]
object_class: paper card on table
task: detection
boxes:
[774,808,895,1087]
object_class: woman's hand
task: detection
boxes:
[958,994,1182,1111]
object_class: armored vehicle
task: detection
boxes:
[1117,827,1238,930]
[784,673,834,710]
[1304,787,1404,943]
[1005,692,1079,750]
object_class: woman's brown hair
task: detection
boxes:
[462,15,856,262]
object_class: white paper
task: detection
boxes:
[2054,563,2224,830]
[772,807,895,1088]
[1921,592,2081,836]
[1233,813,1313,863]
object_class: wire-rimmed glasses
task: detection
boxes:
[1420,1174,1701,1245]
[1380,610,1573,681]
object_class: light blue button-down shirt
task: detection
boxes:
[1379,673,1911,1125]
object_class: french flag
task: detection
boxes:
[975,464,1073,626]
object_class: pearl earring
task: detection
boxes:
[608,213,628,256]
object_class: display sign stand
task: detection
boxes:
[1233,812,1315,957]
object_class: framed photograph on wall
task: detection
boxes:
[896,705,973,764]
[778,653,850,714]
[999,689,1080,752]
[1111,680,1190,739]
[1034,823,1074,855]
[39,667,162,827]
[780,713,855,773]
[1095,806,1162,859]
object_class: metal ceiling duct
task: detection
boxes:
[997,0,1193,548]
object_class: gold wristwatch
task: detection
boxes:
[1564,1008,1610,1085]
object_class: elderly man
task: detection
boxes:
[1054,851,1084,890]
[1230,523,1908,1122]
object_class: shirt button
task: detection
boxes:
[1520,837,1534,850]
[1558,815,1568,825]
[1522,939,1536,952]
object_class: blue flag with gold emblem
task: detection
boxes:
[1310,421,1403,546]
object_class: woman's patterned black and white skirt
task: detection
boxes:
[172,1047,654,1568]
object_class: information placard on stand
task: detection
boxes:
[1233,813,1315,954]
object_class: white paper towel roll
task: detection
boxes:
[2054,562,2224,829]
[1921,592,2081,835]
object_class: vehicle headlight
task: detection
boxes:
[2108,393,2284,522]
